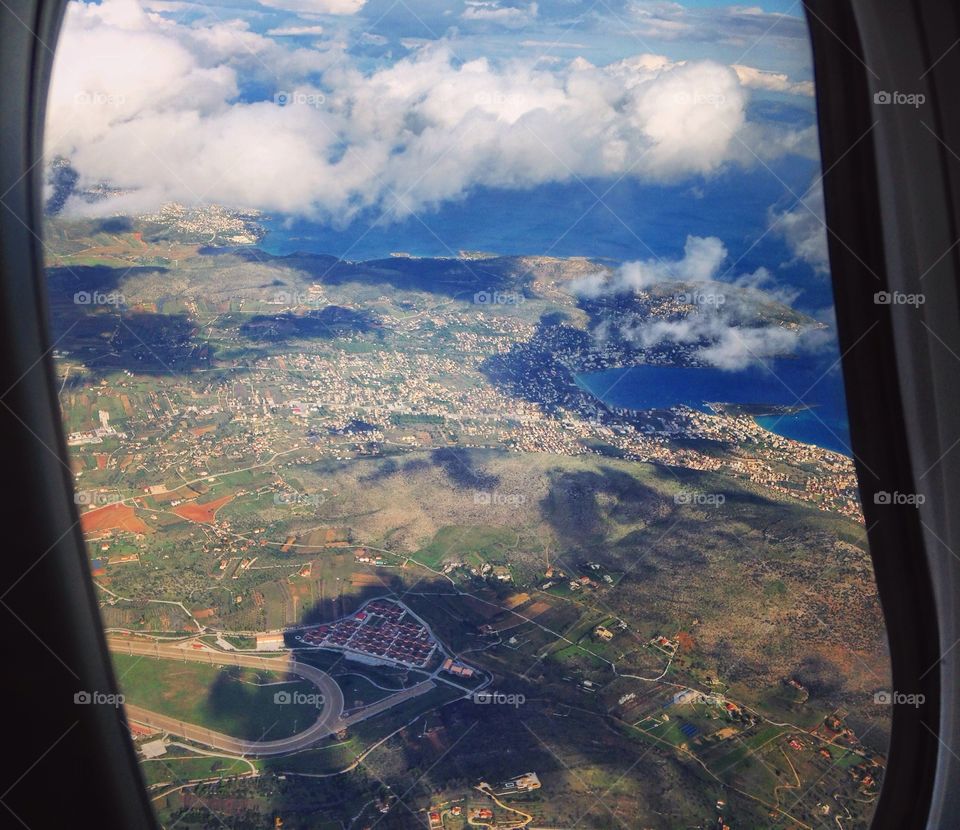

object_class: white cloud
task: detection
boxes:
[695,324,802,370]
[628,2,694,41]
[462,1,538,28]
[626,1,810,48]
[572,235,727,296]
[771,180,829,273]
[47,0,817,221]
[256,0,365,14]
[732,64,814,97]
[267,24,326,36]
[520,39,588,49]
[574,235,824,370]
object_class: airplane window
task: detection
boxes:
[43,0,893,827]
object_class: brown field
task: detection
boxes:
[676,631,695,651]
[172,494,234,523]
[149,484,205,505]
[525,600,552,617]
[81,503,150,535]
[49,234,200,268]
[287,581,313,600]
[502,592,531,610]
[300,527,351,549]
[349,572,383,587]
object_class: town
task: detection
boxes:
[294,599,439,669]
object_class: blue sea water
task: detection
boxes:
[260,155,852,455]
[260,157,827,305]
[575,362,851,455]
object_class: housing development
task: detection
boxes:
[294,600,439,669]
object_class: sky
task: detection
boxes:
[46,0,820,226]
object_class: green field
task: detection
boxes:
[264,739,359,776]
[112,652,326,741]
[141,749,259,788]
[415,524,522,570]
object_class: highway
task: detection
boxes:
[110,638,441,757]
[110,638,346,756]
[340,679,436,727]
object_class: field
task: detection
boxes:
[172,494,236,524]
[80,503,150,535]
[140,747,259,789]
[111,653,325,741]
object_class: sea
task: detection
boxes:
[574,362,850,455]
[258,153,852,456]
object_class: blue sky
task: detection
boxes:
[47,0,820,242]
[143,0,815,80]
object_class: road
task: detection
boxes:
[111,638,345,756]
[340,679,436,727]
[110,638,442,757]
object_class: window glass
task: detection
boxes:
[45,1,891,827]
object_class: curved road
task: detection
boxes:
[109,638,346,756]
